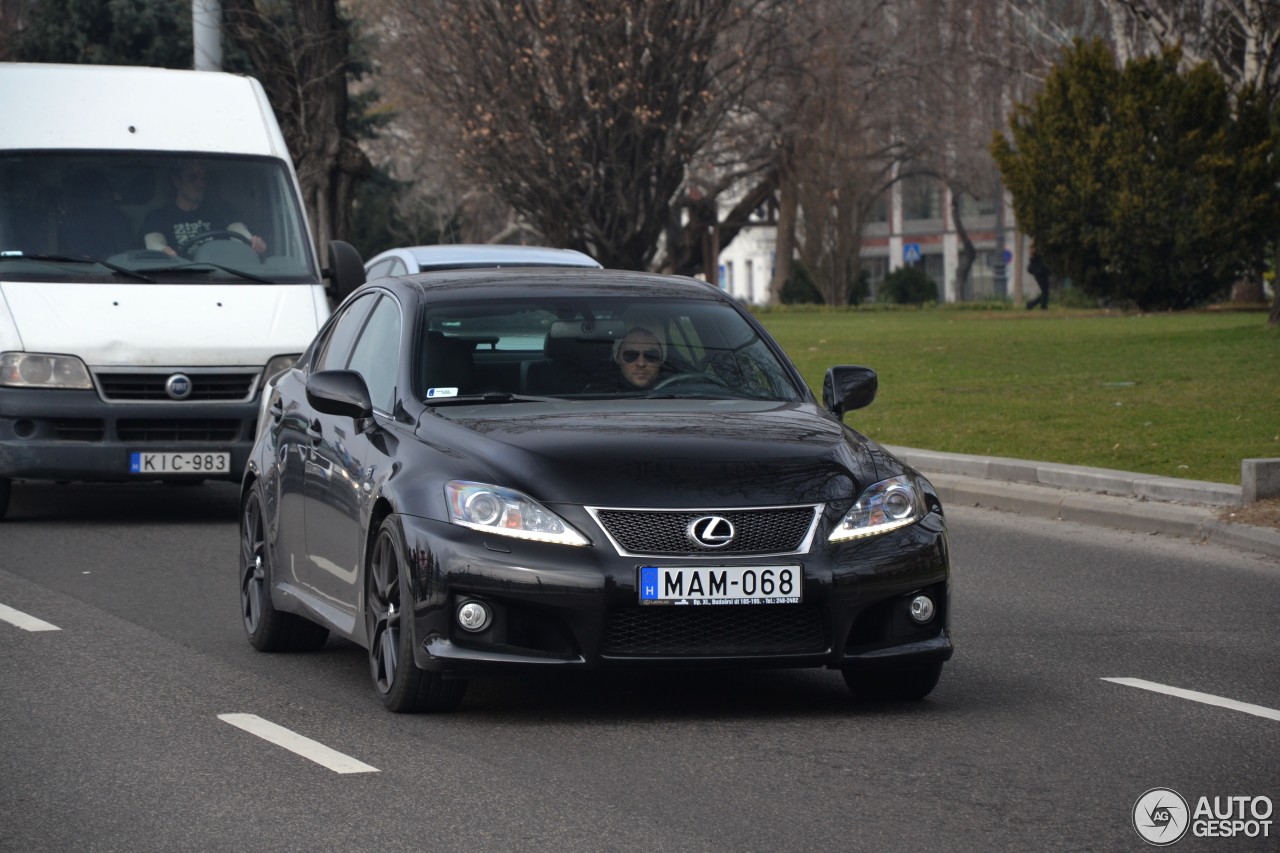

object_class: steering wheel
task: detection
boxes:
[184,229,252,255]
[653,371,731,391]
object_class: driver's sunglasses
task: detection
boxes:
[621,348,661,364]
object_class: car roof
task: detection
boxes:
[365,244,602,272]
[369,267,726,303]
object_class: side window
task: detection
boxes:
[346,295,402,412]
[389,258,409,276]
[315,293,376,372]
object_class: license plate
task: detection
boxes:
[639,565,802,605]
[129,451,230,475]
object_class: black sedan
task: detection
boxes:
[239,269,952,712]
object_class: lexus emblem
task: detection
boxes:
[688,515,736,549]
[165,373,192,400]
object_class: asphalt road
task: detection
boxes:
[1,480,1277,852]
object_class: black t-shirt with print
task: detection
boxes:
[142,201,236,253]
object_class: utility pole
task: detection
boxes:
[193,0,222,71]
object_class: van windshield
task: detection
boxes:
[0,152,317,283]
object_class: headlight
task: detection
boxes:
[263,354,301,381]
[446,481,589,546]
[0,352,93,389]
[829,475,925,542]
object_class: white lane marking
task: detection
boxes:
[1103,678,1280,723]
[0,602,61,632]
[218,713,379,774]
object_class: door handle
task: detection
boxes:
[307,418,323,445]
[269,397,284,422]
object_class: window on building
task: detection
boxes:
[901,175,943,222]
[957,191,997,218]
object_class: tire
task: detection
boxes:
[843,661,943,701]
[0,478,10,520]
[239,487,329,652]
[366,515,467,713]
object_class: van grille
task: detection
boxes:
[97,371,258,402]
[117,419,240,442]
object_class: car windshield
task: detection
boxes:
[0,151,317,283]
[419,297,805,402]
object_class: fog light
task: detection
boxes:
[456,600,491,633]
[909,595,935,624]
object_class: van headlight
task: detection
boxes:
[829,475,925,542]
[446,481,589,546]
[263,354,300,381]
[1,352,93,389]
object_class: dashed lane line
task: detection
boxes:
[0,602,61,632]
[1103,678,1280,723]
[218,713,379,774]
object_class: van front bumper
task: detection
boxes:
[0,387,255,482]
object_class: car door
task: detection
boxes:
[302,292,403,619]
[270,292,377,596]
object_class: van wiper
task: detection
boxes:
[425,392,558,406]
[144,261,271,284]
[0,251,155,283]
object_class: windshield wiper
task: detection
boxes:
[0,251,155,283]
[425,392,559,406]
[144,261,271,284]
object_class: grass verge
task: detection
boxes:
[756,306,1280,485]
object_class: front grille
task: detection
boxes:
[117,419,240,442]
[52,419,105,441]
[591,506,818,556]
[602,605,826,656]
[97,372,258,401]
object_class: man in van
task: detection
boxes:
[143,160,267,258]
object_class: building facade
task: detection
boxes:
[717,177,1034,305]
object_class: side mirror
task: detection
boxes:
[823,365,878,417]
[306,370,373,420]
[325,240,366,301]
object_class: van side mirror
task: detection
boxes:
[306,370,373,420]
[325,240,365,301]
[823,366,878,417]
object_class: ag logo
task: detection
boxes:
[1133,788,1190,846]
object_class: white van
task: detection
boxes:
[0,63,363,517]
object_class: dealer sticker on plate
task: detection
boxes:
[639,565,801,605]
[130,451,229,474]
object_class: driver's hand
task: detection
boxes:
[251,235,267,255]
[162,245,177,257]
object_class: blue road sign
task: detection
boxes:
[904,243,922,264]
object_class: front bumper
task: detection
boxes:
[399,509,953,676]
[0,387,256,482]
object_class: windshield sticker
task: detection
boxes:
[426,387,459,399]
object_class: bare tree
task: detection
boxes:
[374,0,786,271]
[222,0,372,257]
[0,0,34,60]
[755,0,907,305]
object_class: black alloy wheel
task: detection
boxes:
[366,515,466,713]
[240,487,329,652]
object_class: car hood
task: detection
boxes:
[422,399,903,508]
[0,281,323,367]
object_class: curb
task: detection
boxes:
[885,446,1280,560]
